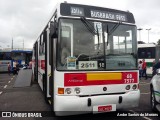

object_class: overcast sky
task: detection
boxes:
[0,0,160,49]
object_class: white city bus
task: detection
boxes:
[32,2,140,116]
[138,43,156,75]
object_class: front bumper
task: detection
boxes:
[54,90,140,116]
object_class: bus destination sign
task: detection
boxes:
[70,7,127,22]
[90,10,127,22]
[60,3,135,23]
[71,7,84,16]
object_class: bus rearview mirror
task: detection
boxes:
[50,21,58,38]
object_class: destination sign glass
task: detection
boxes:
[90,10,127,22]
[60,3,135,23]
[70,7,84,16]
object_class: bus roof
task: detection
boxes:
[138,43,156,48]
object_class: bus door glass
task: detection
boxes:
[0,52,12,72]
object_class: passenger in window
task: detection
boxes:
[138,60,143,80]
[142,59,148,80]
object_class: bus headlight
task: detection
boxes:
[125,85,130,90]
[75,87,81,94]
[132,84,137,90]
[65,88,72,94]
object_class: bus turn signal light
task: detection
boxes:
[58,88,64,94]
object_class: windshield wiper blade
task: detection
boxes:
[109,21,121,35]
[106,25,109,46]
[80,17,100,48]
[106,53,134,56]
[106,22,121,47]
[80,17,97,35]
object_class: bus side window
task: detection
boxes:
[147,52,151,58]
[49,14,57,65]
[38,38,41,55]
[42,32,46,55]
[141,52,145,58]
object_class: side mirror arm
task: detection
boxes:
[50,21,58,38]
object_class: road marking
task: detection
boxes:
[11,78,13,80]
[129,110,152,120]
[0,78,10,80]
[140,82,150,85]
[141,92,150,95]
[4,85,7,89]
[0,91,2,95]
[8,81,11,83]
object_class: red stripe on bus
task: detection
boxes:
[64,72,138,86]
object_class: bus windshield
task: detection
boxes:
[12,52,26,61]
[0,52,12,60]
[57,18,137,70]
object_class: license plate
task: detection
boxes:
[93,104,116,113]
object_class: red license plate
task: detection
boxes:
[98,105,112,112]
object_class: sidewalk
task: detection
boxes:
[0,74,51,111]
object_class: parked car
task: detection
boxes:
[150,68,160,112]
[18,64,28,70]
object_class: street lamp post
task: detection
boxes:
[12,38,13,50]
[146,28,151,43]
[137,28,143,41]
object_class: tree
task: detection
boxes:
[157,39,160,45]
[138,41,145,44]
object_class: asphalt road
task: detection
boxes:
[0,73,159,120]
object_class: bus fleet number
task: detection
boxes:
[124,74,134,83]
[79,61,97,69]
[81,63,95,68]
[124,79,134,83]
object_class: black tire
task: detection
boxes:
[150,87,158,111]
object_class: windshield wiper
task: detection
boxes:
[109,21,121,35]
[106,21,121,46]
[80,17,97,34]
[80,17,100,48]
[106,25,109,46]
[106,53,135,56]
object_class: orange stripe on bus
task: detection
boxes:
[87,73,122,81]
